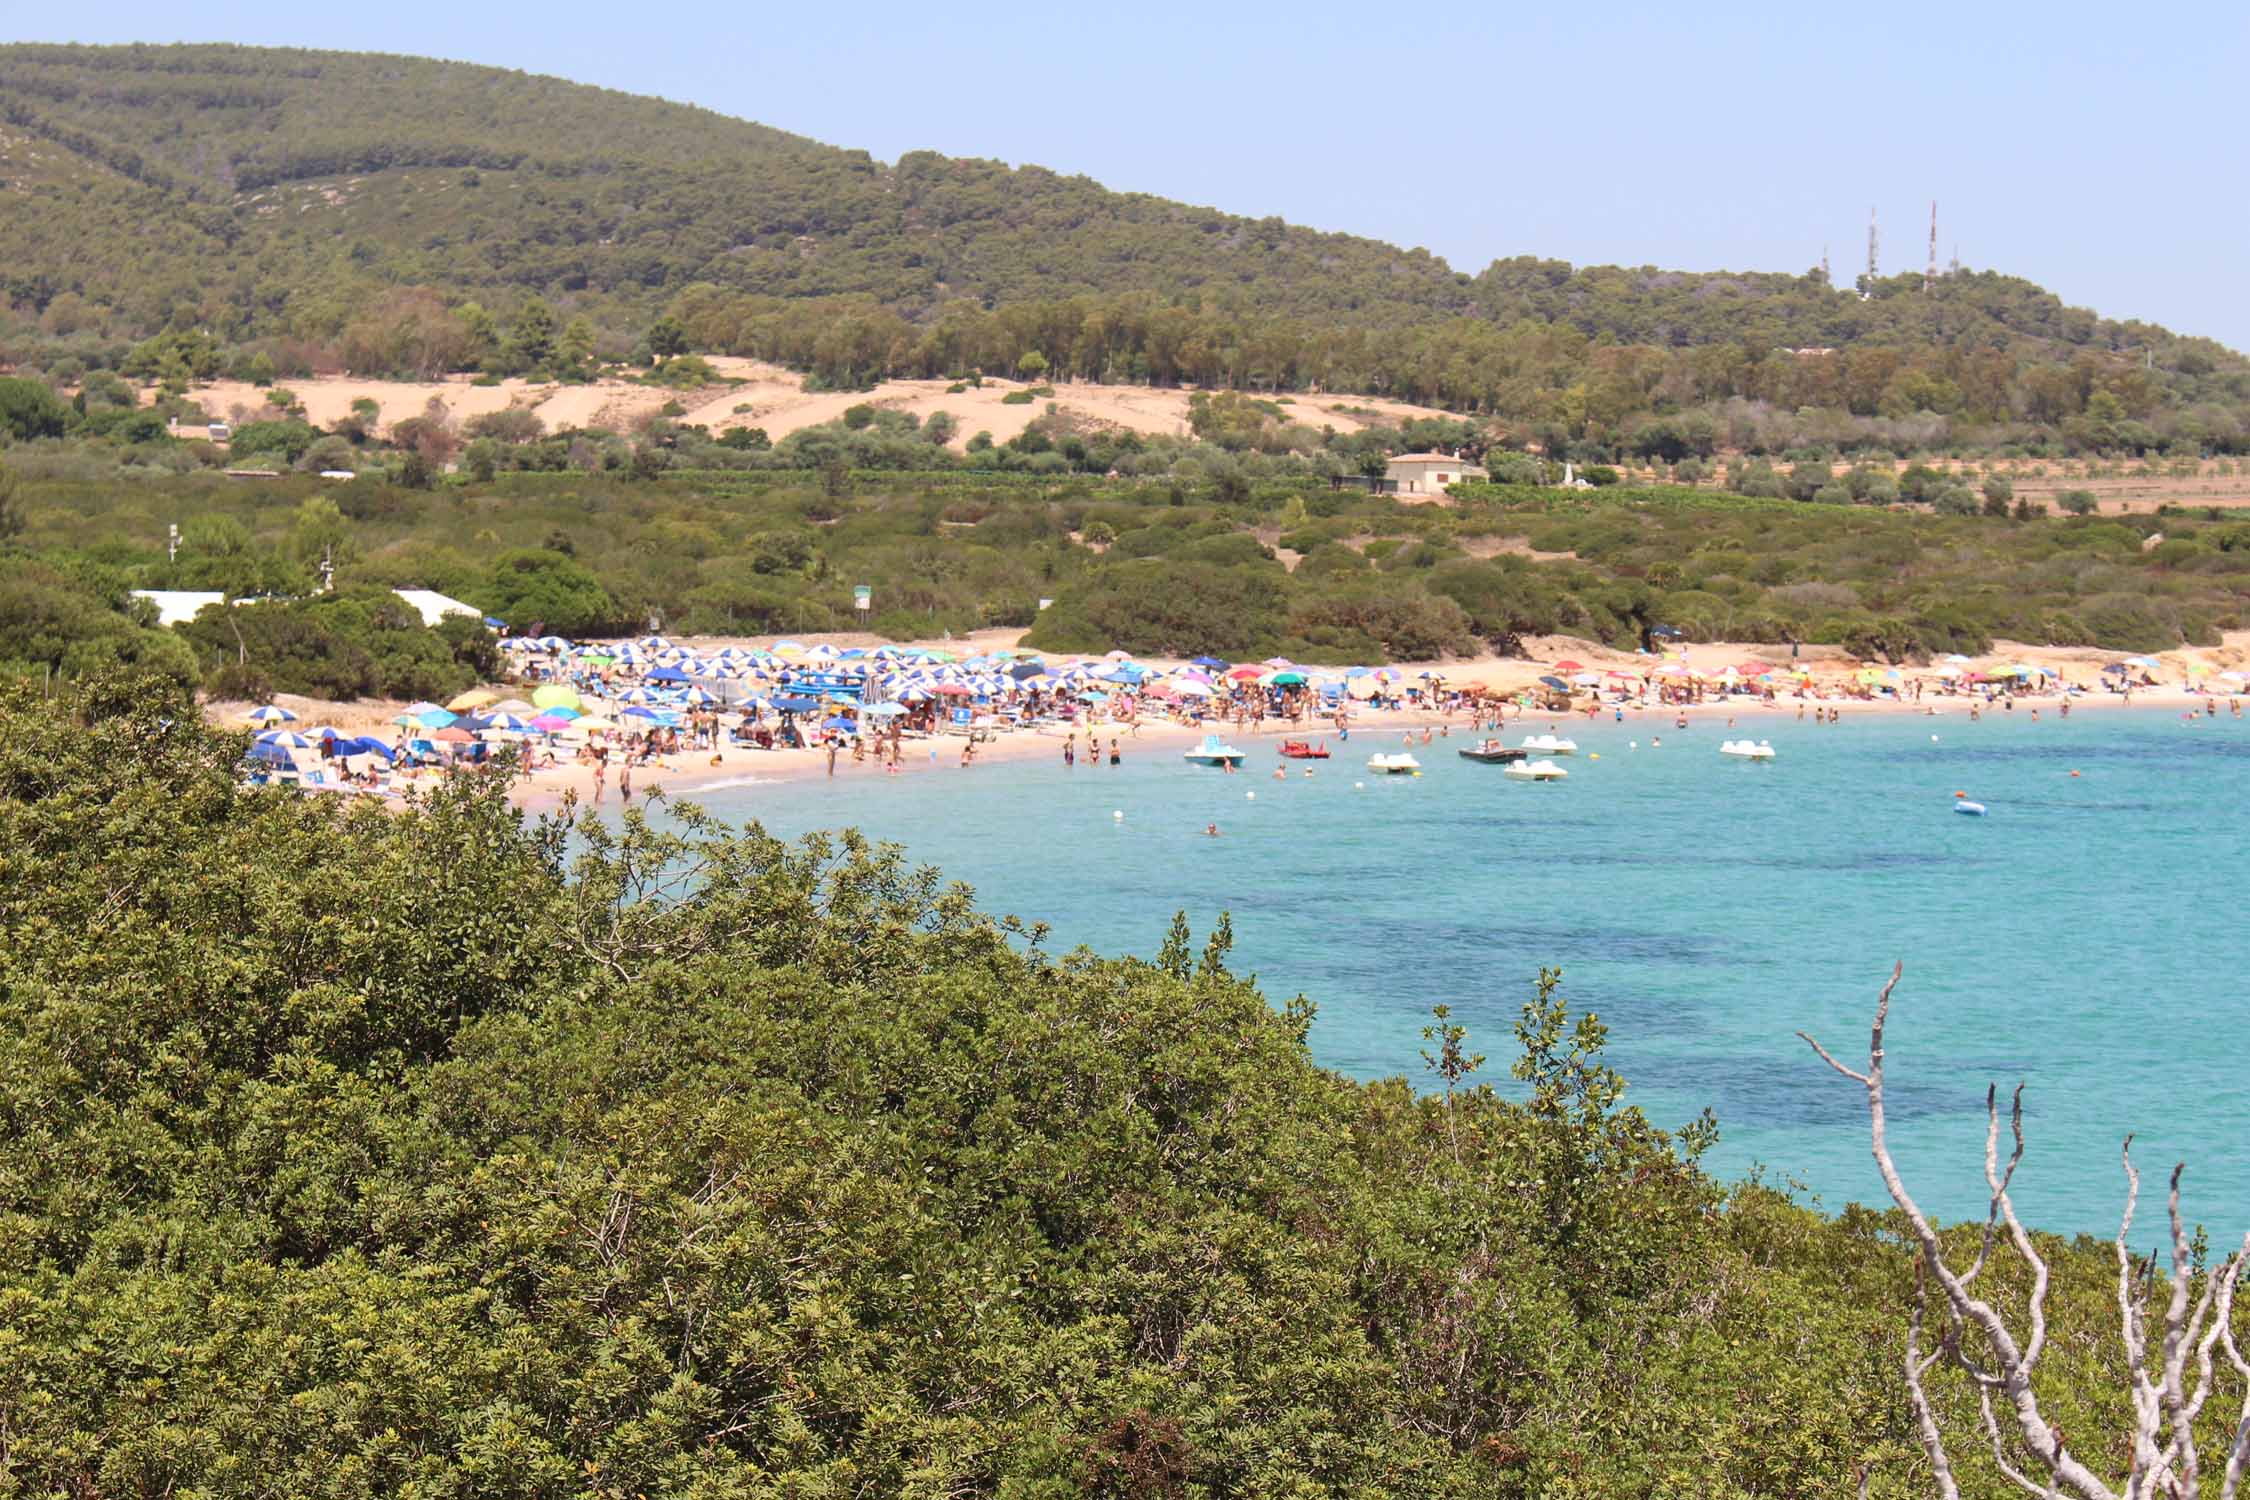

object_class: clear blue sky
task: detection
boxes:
[16,1,2250,348]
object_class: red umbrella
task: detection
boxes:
[930,683,972,696]
[434,726,475,743]
[1551,660,1584,672]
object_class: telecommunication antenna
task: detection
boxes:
[1820,244,1831,284]
[1866,208,1880,283]
[1925,201,1938,292]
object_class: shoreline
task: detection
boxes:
[517,682,2231,815]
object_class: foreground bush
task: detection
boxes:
[0,678,2197,1495]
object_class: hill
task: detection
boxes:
[0,42,1473,333]
[1,43,2247,462]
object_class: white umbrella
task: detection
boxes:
[244,704,297,725]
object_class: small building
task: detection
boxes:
[391,589,486,629]
[130,589,226,626]
[1384,452,1487,498]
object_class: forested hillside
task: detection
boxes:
[3,42,2248,460]
[0,675,2202,1495]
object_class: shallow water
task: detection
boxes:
[663,708,2250,1236]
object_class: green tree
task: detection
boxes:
[646,315,688,359]
[505,297,558,370]
[0,377,70,443]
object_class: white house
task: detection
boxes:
[1384,452,1486,498]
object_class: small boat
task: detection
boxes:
[1954,799,1988,817]
[1720,739,1777,760]
[1182,735,1246,767]
[1367,753,1422,775]
[1457,739,1529,764]
[1279,740,1330,760]
[1504,758,1569,781]
[1519,733,1579,755]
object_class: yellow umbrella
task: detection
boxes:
[532,684,582,711]
[447,688,497,712]
[571,715,617,733]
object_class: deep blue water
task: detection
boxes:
[658,708,2250,1236]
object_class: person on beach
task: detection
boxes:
[1108,737,1120,765]
[826,741,838,777]
[592,761,606,804]
[619,765,632,805]
[1063,735,1076,768]
[1204,823,1221,837]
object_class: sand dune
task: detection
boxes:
[185,361,1458,452]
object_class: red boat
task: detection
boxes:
[1279,740,1330,759]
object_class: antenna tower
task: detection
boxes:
[1821,244,1831,284]
[1866,208,1879,284]
[1925,201,1938,291]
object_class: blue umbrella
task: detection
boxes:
[1190,655,1229,669]
[823,715,858,731]
[254,729,313,749]
[244,704,297,725]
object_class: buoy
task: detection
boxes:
[1113,809,1123,819]
[1931,734,1939,742]
[1629,740,1637,749]
[1589,752,1600,760]
[2070,770,2081,778]
[1354,781,1364,789]
[1246,791,1255,799]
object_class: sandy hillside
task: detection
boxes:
[183,361,1461,452]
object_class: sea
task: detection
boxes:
[660,706,2250,1238]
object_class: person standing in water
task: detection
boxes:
[1063,734,1076,768]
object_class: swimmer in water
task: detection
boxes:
[1204,823,1221,837]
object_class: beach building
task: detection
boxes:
[130,587,485,629]
[1384,453,1486,496]
[130,589,227,626]
[391,589,484,628]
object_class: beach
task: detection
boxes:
[215,625,2250,814]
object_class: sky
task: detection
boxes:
[14,1,2250,348]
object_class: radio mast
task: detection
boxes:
[1925,201,1938,291]
[1866,208,1879,285]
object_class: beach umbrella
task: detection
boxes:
[1538,675,1570,691]
[1263,670,1307,686]
[446,689,497,711]
[244,704,298,725]
[529,713,576,733]
[1551,660,1584,672]
[1008,662,1047,680]
[484,713,533,732]
[531,684,582,711]
[433,726,475,744]
[254,729,313,749]
[647,665,692,683]
[862,701,908,718]
[1572,672,1603,686]
[1189,655,1229,669]
[573,715,618,733]
[823,715,857,732]
[620,706,664,722]
[403,708,458,729]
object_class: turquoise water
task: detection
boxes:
[665,709,2250,1237]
